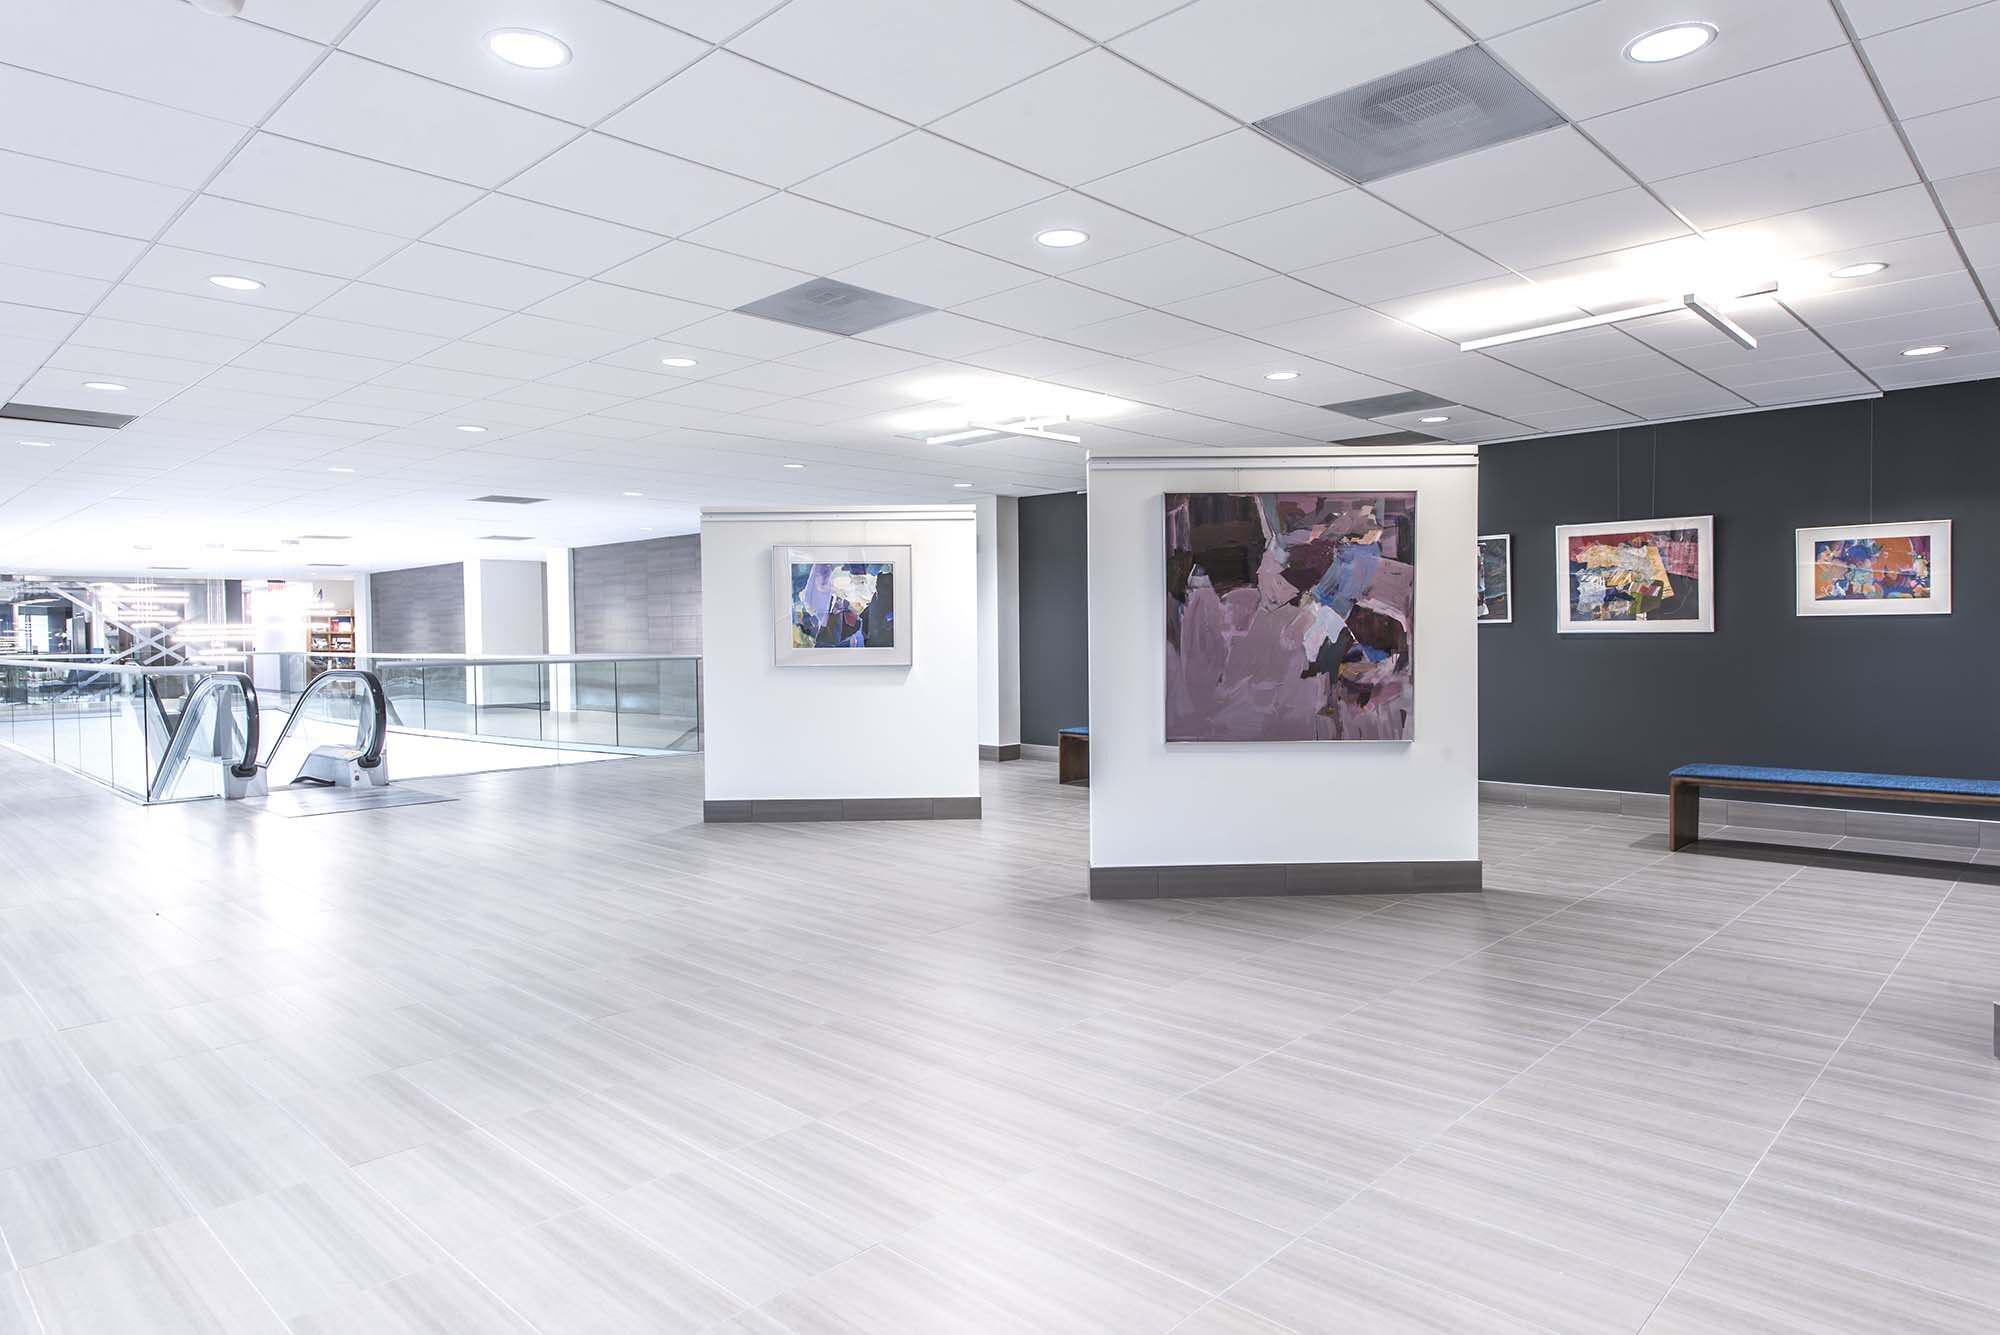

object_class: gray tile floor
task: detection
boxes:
[1,747,1997,1334]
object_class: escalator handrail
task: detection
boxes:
[145,671,261,800]
[265,669,388,770]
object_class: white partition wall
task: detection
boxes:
[1087,445,1480,898]
[700,506,981,822]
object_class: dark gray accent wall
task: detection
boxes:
[1019,491,1089,746]
[572,534,701,655]
[368,562,464,653]
[1481,379,2000,793]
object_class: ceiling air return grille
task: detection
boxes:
[469,494,548,505]
[1321,390,1456,419]
[1256,45,1564,183]
[2,401,137,430]
[736,278,934,336]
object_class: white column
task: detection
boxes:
[976,495,1023,757]
[350,573,372,661]
[544,547,575,713]
[463,559,546,709]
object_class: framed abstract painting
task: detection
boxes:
[1795,520,1950,616]
[1477,534,1512,624]
[772,545,912,666]
[1165,491,1416,743]
[1556,516,1714,634]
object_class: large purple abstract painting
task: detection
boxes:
[1166,492,1416,743]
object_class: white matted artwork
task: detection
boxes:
[1556,515,1715,634]
[1477,533,1512,624]
[772,544,913,666]
[1795,519,1951,616]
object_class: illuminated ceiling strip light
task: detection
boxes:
[1458,283,1777,353]
[926,414,1082,445]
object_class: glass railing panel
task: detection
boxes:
[565,660,621,747]
[420,666,472,735]
[377,663,428,732]
[473,663,545,741]
[612,658,702,752]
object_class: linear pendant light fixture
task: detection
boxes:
[1458,283,1776,353]
[926,414,1082,446]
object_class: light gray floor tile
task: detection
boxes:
[146,1103,346,1211]
[0,1139,189,1267]
[894,1195,1210,1334]
[484,1088,706,1200]
[606,1161,868,1307]
[288,1261,535,1335]
[455,1207,740,1335]
[727,1121,967,1243]
[202,1173,442,1322]
[352,1130,583,1256]
[0,1274,33,1335]
[998,1152,1290,1295]
[760,1244,1036,1335]
[279,1071,471,1167]
[1223,1238,1555,1335]
[20,1217,285,1335]
[0,1081,126,1173]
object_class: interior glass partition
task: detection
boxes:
[0,659,204,801]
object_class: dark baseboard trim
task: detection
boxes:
[979,744,1022,762]
[1090,859,1481,900]
[705,797,981,823]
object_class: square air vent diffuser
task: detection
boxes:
[736,278,934,336]
[1255,46,1564,183]
[1322,391,1456,419]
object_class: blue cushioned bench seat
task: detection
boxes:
[1059,726,1088,736]
[1668,764,2000,849]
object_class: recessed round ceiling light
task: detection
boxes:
[1624,22,1717,63]
[660,356,698,368]
[328,466,354,473]
[1902,344,1949,357]
[1828,261,1888,279]
[1035,228,1090,249]
[207,274,263,292]
[1263,371,1300,381]
[1419,415,1451,424]
[19,439,53,448]
[782,462,805,469]
[486,28,571,70]
[456,424,488,432]
[84,381,128,392]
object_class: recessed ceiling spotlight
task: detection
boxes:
[1035,228,1090,248]
[19,439,53,448]
[1902,344,1949,357]
[1263,371,1300,381]
[83,381,127,392]
[1624,22,1717,63]
[456,424,488,432]
[660,356,698,368]
[1828,261,1888,279]
[782,462,805,469]
[328,466,355,473]
[952,482,973,488]
[486,28,571,69]
[1419,415,1451,424]
[622,490,643,497]
[208,274,263,291]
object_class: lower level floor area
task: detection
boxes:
[0,750,1995,1334]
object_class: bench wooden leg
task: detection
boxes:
[1669,779,1700,850]
[1058,735,1088,786]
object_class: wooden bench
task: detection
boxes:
[1669,763,2000,851]
[1058,727,1088,786]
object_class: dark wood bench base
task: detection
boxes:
[1670,774,2000,851]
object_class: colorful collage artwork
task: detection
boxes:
[1795,520,1952,616]
[1165,491,1416,743]
[771,545,913,667]
[1556,516,1714,634]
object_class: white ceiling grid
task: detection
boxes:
[0,0,1995,575]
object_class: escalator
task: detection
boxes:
[148,668,392,802]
